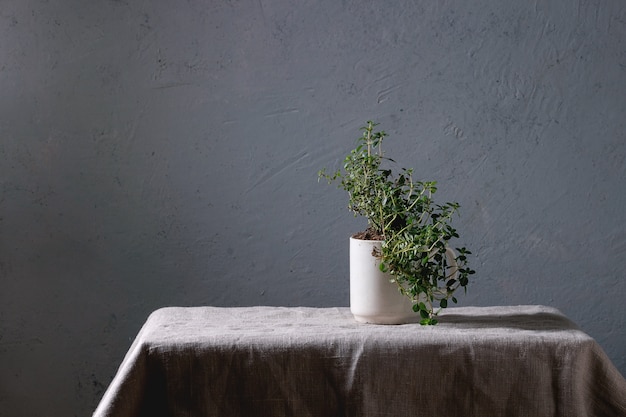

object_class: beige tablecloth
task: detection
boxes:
[93,305,626,417]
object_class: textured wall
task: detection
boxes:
[1,1,625,415]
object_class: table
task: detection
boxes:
[93,305,626,417]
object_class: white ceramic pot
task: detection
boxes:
[349,236,458,325]
[349,237,417,324]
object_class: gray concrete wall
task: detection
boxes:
[1,0,625,415]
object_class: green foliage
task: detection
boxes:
[319,121,475,325]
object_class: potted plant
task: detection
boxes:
[319,121,474,325]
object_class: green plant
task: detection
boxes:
[319,121,474,325]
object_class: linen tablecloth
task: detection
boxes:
[93,305,626,417]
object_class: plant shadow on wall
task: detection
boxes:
[319,121,475,325]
